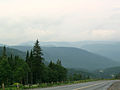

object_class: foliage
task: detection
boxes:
[0,57,12,85]
[0,40,92,90]
[0,46,30,87]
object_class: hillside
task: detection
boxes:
[10,46,120,70]
[81,43,120,62]
[68,68,96,78]
[18,41,120,62]
[0,47,26,58]
[94,66,120,79]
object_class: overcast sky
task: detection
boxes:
[0,0,120,45]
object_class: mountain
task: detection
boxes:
[19,41,120,62]
[10,46,120,70]
[20,41,83,47]
[19,41,118,47]
[1,46,120,77]
[10,46,32,52]
[0,47,26,59]
[43,47,120,70]
[81,43,120,62]
[0,44,4,46]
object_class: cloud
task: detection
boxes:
[0,0,120,45]
[90,29,116,40]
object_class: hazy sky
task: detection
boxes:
[0,0,120,45]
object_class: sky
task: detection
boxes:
[0,0,120,45]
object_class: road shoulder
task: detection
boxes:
[108,81,120,90]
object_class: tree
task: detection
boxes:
[32,40,45,84]
[26,51,29,63]
[56,60,67,82]
[48,60,67,82]
[57,59,61,66]
[48,61,58,82]
[8,54,15,84]
[13,56,30,84]
[33,40,43,58]
[2,46,7,58]
[0,41,69,86]
[73,73,82,81]
[0,46,12,89]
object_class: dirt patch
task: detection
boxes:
[108,81,120,90]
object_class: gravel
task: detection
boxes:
[108,81,120,90]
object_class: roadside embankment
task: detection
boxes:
[108,81,120,90]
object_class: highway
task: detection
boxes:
[29,80,118,90]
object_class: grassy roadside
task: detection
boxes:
[0,79,115,90]
[24,79,97,89]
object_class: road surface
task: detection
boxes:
[28,80,118,90]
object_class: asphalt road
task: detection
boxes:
[28,80,118,90]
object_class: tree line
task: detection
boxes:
[0,40,67,88]
[0,40,90,89]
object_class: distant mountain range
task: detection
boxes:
[17,40,120,62]
[19,41,119,47]
[1,40,120,70]
[81,43,120,62]
[18,41,120,62]
[1,46,120,79]
[8,46,120,70]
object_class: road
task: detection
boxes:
[28,80,118,90]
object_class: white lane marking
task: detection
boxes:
[73,82,105,90]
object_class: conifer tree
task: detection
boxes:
[26,50,33,84]
[0,58,12,89]
[57,59,61,66]
[25,51,30,84]
[2,46,7,58]
[0,46,11,89]
[32,40,44,83]
[26,51,29,63]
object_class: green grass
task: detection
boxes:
[23,79,100,89]
[0,79,108,90]
[0,87,23,90]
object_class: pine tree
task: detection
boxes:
[2,46,7,58]
[33,40,43,58]
[29,50,33,70]
[48,60,67,82]
[57,59,61,66]
[14,56,30,84]
[8,54,15,84]
[32,40,44,84]
[25,51,30,84]
[26,50,33,84]
[0,58,12,89]
[26,51,29,63]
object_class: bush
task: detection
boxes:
[13,83,23,87]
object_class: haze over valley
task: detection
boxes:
[0,0,120,90]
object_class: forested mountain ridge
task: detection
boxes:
[42,47,120,70]
[18,41,120,62]
[0,47,26,59]
[0,44,120,81]
[9,46,120,70]
[0,40,68,89]
[15,41,120,62]
[81,43,120,62]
